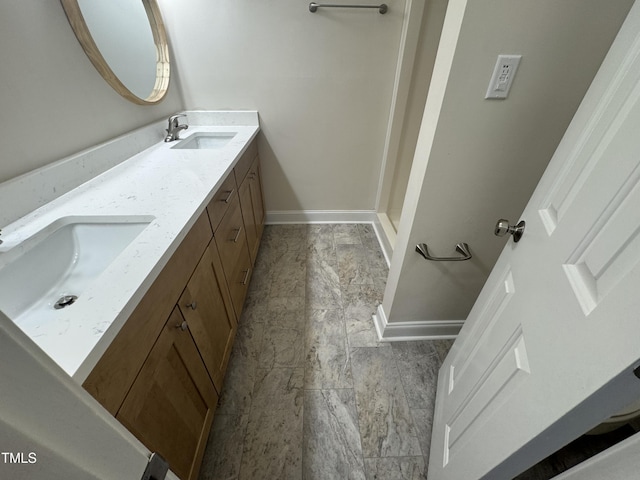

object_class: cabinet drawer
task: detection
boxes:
[214,193,252,315]
[206,173,236,232]
[233,139,257,186]
[215,193,249,278]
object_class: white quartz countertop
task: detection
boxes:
[0,112,259,381]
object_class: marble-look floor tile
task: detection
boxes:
[433,339,454,363]
[364,242,389,280]
[307,224,335,248]
[343,284,383,311]
[307,242,338,265]
[391,342,442,410]
[334,224,363,245]
[344,306,388,349]
[337,244,374,286]
[306,260,342,309]
[238,301,268,325]
[411,408,434,468]
[198,414,248,480]
[216,321,264,415]
[363,456,426,480]
[357,223,377,241]
[303,389,365,480]
[259,310,305,368]
[267,295,305,313]
[240,368,304,480]
[351,347,422,458]
[305,309,352,389]
[240,412,303,480]
[269,266,306,298]
[343,286,388,349]
[199,225,453,480]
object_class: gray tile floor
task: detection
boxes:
[198,224,452,480]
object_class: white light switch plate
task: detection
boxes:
[485,54,522,99]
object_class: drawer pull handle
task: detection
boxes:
[241,269,251,286]
[186,301,197,310]
[221,189,234,203]
[231,228,242,243]
[176,321,188,331]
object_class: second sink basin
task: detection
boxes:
[171,132,237,150]
[0,216,153,327]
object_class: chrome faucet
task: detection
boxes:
[165,114,188,142]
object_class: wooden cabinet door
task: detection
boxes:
[179,244,237,393]
[116,307,217,480]
[248,158,265,248]
[238,156,265,265]
[239,176,258,264]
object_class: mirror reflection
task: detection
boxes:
[61,0,170,104]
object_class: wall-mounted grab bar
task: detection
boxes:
[309,2,388,14]
[415,243,472,262]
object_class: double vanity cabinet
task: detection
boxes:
[82,139,264,480]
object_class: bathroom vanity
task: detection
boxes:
[0,111,263,480]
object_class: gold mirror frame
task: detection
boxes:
[60,0,170,105]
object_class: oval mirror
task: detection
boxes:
[60,0,170,105]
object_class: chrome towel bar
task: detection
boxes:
[415,243,472,262]
[309,2,388,14]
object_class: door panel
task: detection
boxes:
[429,5,640,479]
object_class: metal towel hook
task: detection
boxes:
[415,243,472,262]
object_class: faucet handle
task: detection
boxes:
[168,113,187,125]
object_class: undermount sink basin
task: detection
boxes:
[0,216,153,327]
[171,132,237,150]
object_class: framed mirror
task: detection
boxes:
[60,0,170,105]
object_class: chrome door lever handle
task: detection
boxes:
[494,219,525,242]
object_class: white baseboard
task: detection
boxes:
[265,210,378,224]
[373,304,462,341]
[372,214,394,267]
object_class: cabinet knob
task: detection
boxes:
[176,320,188,331]
[186,301,197,310]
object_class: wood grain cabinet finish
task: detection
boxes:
[116,307,217,480]
[83,141,265,479]
[240,156,265,264]
[206,173,236,232]
[178,245,237,393]
[214,191,252,317]
[83,213,213,415]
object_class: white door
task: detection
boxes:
[0,311,178,480]
[429,3,640,479]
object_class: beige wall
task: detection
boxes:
[382,0,633,327]
[386,0,449,230]
[0,1,184,184]
[158,0,407,214]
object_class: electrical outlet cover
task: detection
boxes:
[485,54,522,99]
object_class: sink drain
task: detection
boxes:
[54,295,78,309]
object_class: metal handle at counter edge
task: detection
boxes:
[415,243,472,261]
